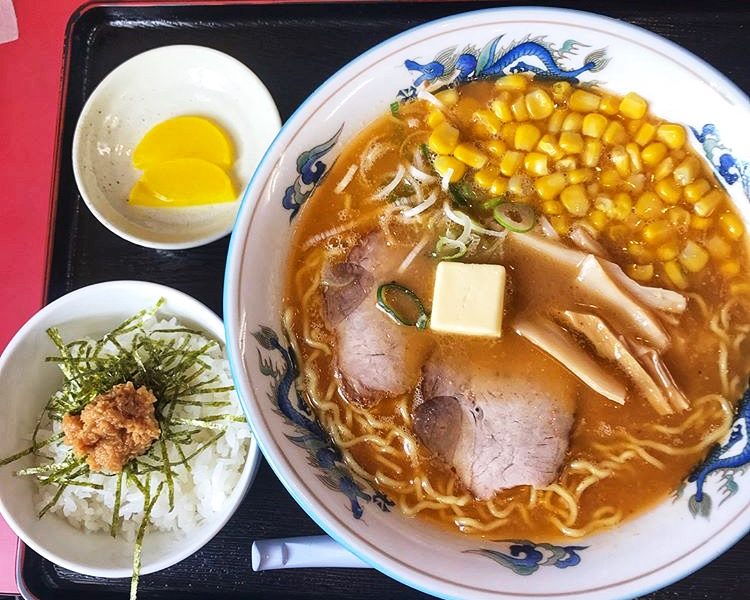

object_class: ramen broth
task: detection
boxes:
[282,77,750,539]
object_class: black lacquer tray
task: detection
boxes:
[16,1,750,598]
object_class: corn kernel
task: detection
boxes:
[428,122,460,154]
[706,235,732,260]
[721,259,741,278]
[599,95,620,116]
[627,263,654,281]
[679,240,709,273]
[551,81,572,103]
[588,209,608,231]
[559,131,584,154]
[490,99,514,123]
[499,150,524,177]
[667,206,691,229]
[582,139,603,167]
[626,119,644,136]
[550,214,571,235]
[625,143,643,172]
[655,178,682,204]
[611,192,633,220]
[685,179,710,202]
[435,88,459,106]
[508,173,528,197]
[535,172,567,200]
[607,223,630,243]
[486,140,507,157]
[562,112,583,132]
[490,176,509,196]
[433,155,466,182]
[628,241,655,264]
[690,215,713,231]
[641,142,667,166]
[568,168,594,184]
[515,123,541,151]
[495,73,529,91]
[635,191,663,219]
[454,143,488,169]
[602,120,627,145]
[524,152,549,176]
[501,123,519,145]
[664,260,688,289]
[537,134,563,159]
[548,109,567,134]
[634,122,657,147]
[610,146,631,178]
[474,166,499,189]
[569,89,601,112]
[719,212,745,240]
[555,156,578,172]
[642,219,674,245]
[426,110,445,128]
[600,168,622,189]
[694,190,724,217]
[582,113,608,138]
[656,123,686,149]
[656,240,680,261]
[673,156,699,186]
[619,92,648,119]
[525,89,555,120]
[542,200,564,215]
[653,157,675,182]
[511,96,529,121]
[625,173,646,194]
[560,184,590,217]
[473,109,502,136]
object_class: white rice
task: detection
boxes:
[33,316,251,542]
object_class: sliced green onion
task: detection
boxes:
[493,202,536,232]
[376,282,429,329]
[432,237,468,260]
[448,181,477,206]
[482,195,507,210]
[390,101,400,116]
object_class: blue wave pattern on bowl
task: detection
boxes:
[691,124,750,198]
[676,390,750,517]
[399,35,610,98]
[282,125,343,219]
[464,541,587,575]
[252,326,394,519]
[265,32,750,574]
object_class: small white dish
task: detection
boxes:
[72,45,281,249]
[0,281,260,577]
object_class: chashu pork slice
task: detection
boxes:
[322,231,426,405]
[414,352,575,500]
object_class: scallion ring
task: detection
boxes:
[493,202,536,233]
[376,282,429,329]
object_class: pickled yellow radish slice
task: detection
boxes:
[129,158,237,207]
[132,116,235,170]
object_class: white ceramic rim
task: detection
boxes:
[71,45,281,250]
[0,280,261,577]
[224,6,750,600]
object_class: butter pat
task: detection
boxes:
[430,262,507,337]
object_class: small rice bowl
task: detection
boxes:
[31,316,251,542]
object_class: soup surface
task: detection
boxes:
[283,74,750,539]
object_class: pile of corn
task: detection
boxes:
[421,74,744,291]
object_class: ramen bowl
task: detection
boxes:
[224,7,750,599]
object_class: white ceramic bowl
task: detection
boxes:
[0,281,260,577]
[224,7,750,600]
[72,45,281,249]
